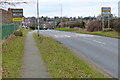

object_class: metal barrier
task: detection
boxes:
[2,24,19,39]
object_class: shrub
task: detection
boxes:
[63,20,85,28]
[112,18,120,33]
[86,20,102,32]
[14,30,23,36]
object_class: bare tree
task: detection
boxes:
[0,0,27,8]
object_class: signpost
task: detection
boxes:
[11,8,24,31]
[12,18,24,21]
[101,7,111,16]
[101,7,111,31]
[11,8,24,21]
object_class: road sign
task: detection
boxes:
[11,9,23,17]
[101,7,111,31]
[11,8,23,22]
[12,18,24,21]
[101,7,111,16]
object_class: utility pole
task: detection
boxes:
[37,0,40,36]
[61,3,63,28]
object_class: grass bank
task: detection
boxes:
[55,28,119,39]
[34,34,109,78]
[2,29,30,78]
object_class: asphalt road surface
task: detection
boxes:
[34,30,118,78]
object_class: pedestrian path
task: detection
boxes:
[21,31,50,78]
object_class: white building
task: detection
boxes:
[118,1,120,17]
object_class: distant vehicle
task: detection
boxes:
[41,23,54,30]
[26,27,30,29]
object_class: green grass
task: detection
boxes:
[55,28,119,39]
[2,29,30,78]
[34,34,109,78]
[55,28,76,32]
[86,31,119,38]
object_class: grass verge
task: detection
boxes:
[34,33,109,78]
[2,29,30,78]
[55,28,119,39]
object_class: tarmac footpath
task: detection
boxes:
[21,31,50,78]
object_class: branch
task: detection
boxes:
[0,0,27,8]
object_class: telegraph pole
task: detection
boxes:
[37,0,40,36]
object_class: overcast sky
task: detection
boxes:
[3,0,119,18]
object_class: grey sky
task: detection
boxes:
[3,0,119,17]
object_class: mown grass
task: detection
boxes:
[2,29,30,78]
[34,34,109,78]
[55,28,76,32]
[55,28,119,39]
[86,31,119,38]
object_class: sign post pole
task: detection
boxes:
[14,22,15,31]
[101,7,111,31]
[108,15,110,29]
[102,16,105,31]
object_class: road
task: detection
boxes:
[35,30,118,78]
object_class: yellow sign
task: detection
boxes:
[101,7,111,16]
[12,18,24,21]
[102,10,111,12]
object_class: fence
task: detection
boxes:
[2,24,19,39]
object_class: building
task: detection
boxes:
[0,9,12,24]
[118,1,120,17]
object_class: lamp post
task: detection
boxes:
[61,3,63,28]
[37,0,40,36]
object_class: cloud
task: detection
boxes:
[9,0,119,17]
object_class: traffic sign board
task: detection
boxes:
[101,7,111,16]
[11,9,23,17]
[12,18,24,21]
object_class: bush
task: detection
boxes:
[87,20,102,32]
[14,30,23,36]
[61,20,85,28]
[112,18,120,33]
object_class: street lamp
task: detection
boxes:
[61,3,63,28]
[37,0,40,36]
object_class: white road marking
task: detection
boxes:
[55,35,58,37]
[54,35,71,38]
[84,38,106,45]
[75,34,101,37]
[92,40,106,45]
[67,36,71,37]
[54,34,105,44]
[65,35,71,37]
